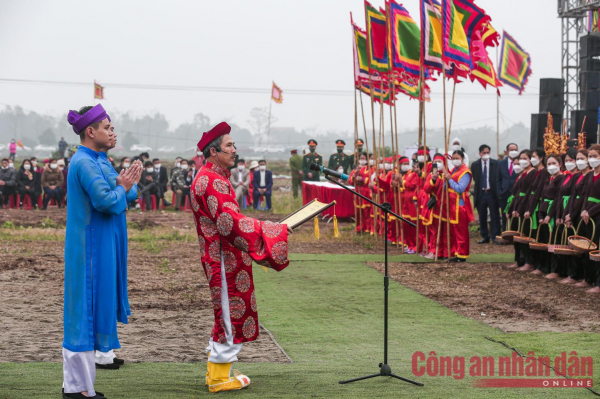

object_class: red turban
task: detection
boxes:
[197,122,231,151]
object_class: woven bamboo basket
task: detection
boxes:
[530,223,552,251]
[568,219,597,253]
[547,225,561,253]
[590,248,600,261]
[554,227,580,256]
[500,217,521,241]
[513,218,535,244]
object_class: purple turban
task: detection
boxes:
[67,104,111,135]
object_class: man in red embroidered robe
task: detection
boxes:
[190,122,292,393]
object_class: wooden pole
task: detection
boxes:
[496,46,500,157]
[266,93,272,159]
[442,69,451,260]
[423,99,429,254]
[354,87,360,234]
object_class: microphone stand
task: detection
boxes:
[323,175,423,387]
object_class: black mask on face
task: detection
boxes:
[337,148,343,153]
[310,147,316,153]
[357,146,363,152]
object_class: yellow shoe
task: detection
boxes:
[207,361,251,393]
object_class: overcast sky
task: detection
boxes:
[0,0,560,137]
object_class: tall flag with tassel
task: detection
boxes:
[386,0,427,80]
[470,23,502,92]
[94,81,104,100]
[420,0,444,73]
[365,1,390,75]
[441,0,472,77]
[498,31,532,94]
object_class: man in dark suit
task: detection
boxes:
[471,144,501,244]
[497,143,519,231]
[152,158,171,207]
[252,159,273,210]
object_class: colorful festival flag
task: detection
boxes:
[452,0,491,65]
[589,9,599,32]
[420,0,444,73]
[352,16,373,85]
[358,81,395,105]
[441,0,472,75]
[395,77,431,101]
[386,0,427,80]
[94,81,104,100]
[498,31,532,94]
[470,55,502,93]
[271,82,283,103]
[365,1,389,75]
[481,23,500,48]
[17,139,24,149]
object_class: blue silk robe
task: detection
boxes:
[98,151,138,322]
[63,145,127,353]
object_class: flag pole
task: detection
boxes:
[496,46,500,157]
[365,0,378,237]
[354,86,360,234]
[266,85,272,160]
[393,80,404,251]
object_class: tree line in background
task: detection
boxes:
[0,105,529,159]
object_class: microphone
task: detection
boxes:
[310,163,349,181]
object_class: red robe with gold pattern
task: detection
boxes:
[191,162,289,344]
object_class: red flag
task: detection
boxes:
[271,82,283,103]
[94,81,104,100]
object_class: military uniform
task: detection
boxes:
[302,139,322,182]
[328,139,352,174]
[289,150,303,198]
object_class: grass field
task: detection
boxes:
[1,253,598,398]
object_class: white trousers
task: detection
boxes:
[95,349,116,365]
[206,247,243,363]
[62,348,96,396]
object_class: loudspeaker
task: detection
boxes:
[530,113,563,150]
[580,57,600,72]
[580,34,600,59]
[539,78,564,114]
[581,90,600,111]
[580,71,600,92]
[570,110,598,146]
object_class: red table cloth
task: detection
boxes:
[301,181,355,218]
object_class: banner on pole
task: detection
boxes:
[271,82,283,103]
[94,81,104,100]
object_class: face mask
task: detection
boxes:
[181,164,189,170]
[565,162,577,171]
[384,163,392,171]
[197,151,202,156]
[309,147,316,153]
[176,162,181,168]
[519,159,530,168]
[337,168,344,173]
[359,160,367,166]
[59,166,64,171]
[589,158,600,168]
[357,147,363,152]
[436,162,444,170]
[337,148,343,153]
[452,159,462,167]
[24,164,31,170]
[509,150,519,159]
[378,163,384,170]
[259,165,266,171]
[237,165,245,171]
[146,167,154,173]
[482,154,490,161]
[513,164,523,174]
[50,164,57,169]
[547,165,560,175]
[369,160,374,166]
[9,163,14,168]
[576,160,588,170]
[417,155,425,163]
[452,144,461,151]
[32,161,37,166]
[123,162,131,168]
[1,166,6,170]
[530,157,540,167]
[154,163,161,169]
[401,164,410,172]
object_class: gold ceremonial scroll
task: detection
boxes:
[279,199,336,229]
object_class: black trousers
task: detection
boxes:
[17,186,38,207]
[532,222,551,273]
[477,191,501,240]
[140,182,159,209]
[579,217,600,284]
[511,217,534,266]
